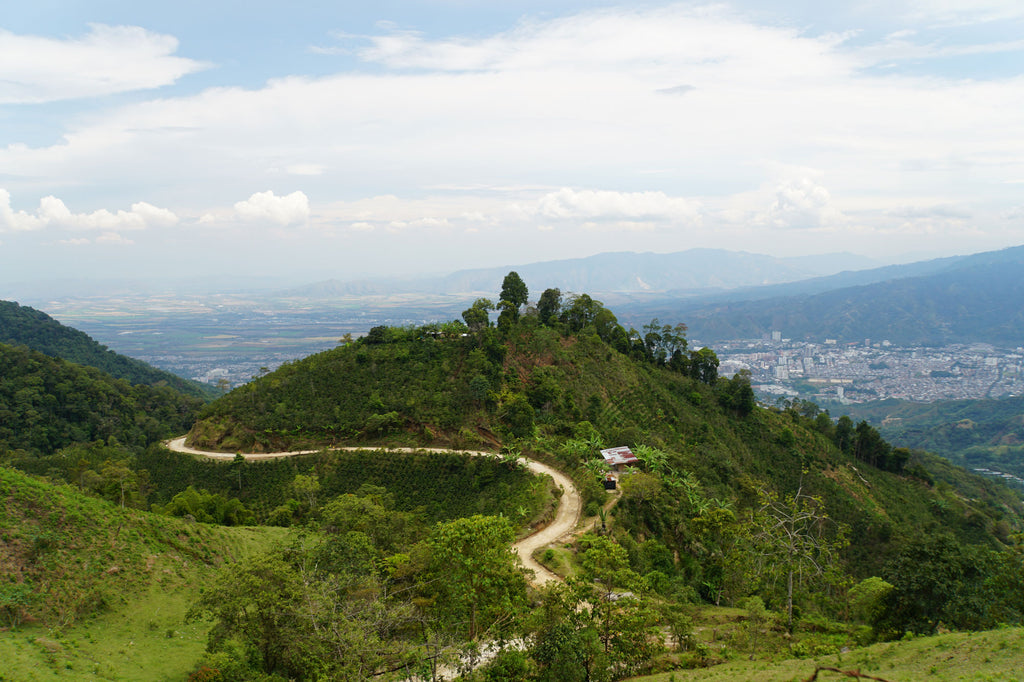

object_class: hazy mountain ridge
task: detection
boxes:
[620,245,1024,345]
[282,249,880,299]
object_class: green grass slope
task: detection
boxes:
[0,300,215,400]
[629,626,1024,682]
[0,466,284,680]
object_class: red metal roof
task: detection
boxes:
[600,446,638,466]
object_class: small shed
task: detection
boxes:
[600,446,639,472]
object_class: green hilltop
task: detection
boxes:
[190,281,1023,582]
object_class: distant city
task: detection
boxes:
[716,333,1024,403]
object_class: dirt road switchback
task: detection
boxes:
[164,437,582,585]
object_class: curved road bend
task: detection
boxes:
[164,437,581,585]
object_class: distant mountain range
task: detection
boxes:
[617,245,1024,346]
[282,249,881,299]
[289,243,1024,347]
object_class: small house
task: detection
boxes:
[600,446,638,473]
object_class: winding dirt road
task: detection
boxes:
[164,437,581,585]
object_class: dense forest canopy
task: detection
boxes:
[0,342,202,456]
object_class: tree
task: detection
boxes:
[719,369,755,415]
[229,453,246,492]
[537,288,562,326]
[499,392,535,440]
[292,473,321,512]
[530,535,662,680]
[740,595,771,655]
[748,486,848,631]
[498,273,528,328]
[189,550,309,677]
[423,515,528,641]
[560,293,603,333]
[689,347,720,385]
[642,319,688,365]
[848,576,894,626]
[190,547,419,680]
[462,298,495,332]
[854,420,892,469]
[363,326,386,344]
[529,582,606,682]
[834,415,854,454]
[99,459,136,509]
[876,535,999,637]
[499,272,529,315]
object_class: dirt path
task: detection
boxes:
[164,437,581,585]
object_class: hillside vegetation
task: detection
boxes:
[0,299,215,399]
[838,396,1024,484]
[628,625,1024,682]
[0,465,280,629]
[0,342,202,457]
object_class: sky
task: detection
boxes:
[2,0,1023,286]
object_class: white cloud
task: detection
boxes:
[1002,206,1024,221]
[885,204,972,219]
[386,217,450,231]
[3,4,1024,275]
[230,190,310,226]
[96,231,134,245]
[0,189,177,232]
[0,24,207,104]
[6,5,1021,209]
[319,194,505,233]
[0,189,44,231]
[762,178,846,229]
[536,188,701,223]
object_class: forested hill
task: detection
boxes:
[190,282,1023,579]
[0,299,214,399]
[0,342,202,456]
[624,244,1024,345]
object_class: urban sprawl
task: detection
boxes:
[716,334,1024,404]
